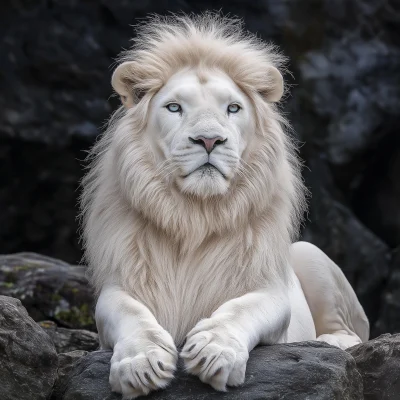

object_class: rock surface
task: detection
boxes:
[0,295,58,400]
[0,253,95,330]
[348,333,400,400]
[39,320,99,353]
[55,342,363,400]
[52,350,89,400]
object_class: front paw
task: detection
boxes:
[110,327,178,399]
[180,318,249,391]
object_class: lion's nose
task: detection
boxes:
[189,135,227,154]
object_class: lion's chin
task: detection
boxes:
[177,169,230,198]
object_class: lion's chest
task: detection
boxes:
[131,240,254,346]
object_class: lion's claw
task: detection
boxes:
[180,318,249,391]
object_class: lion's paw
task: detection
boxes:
[317,333,362,350]
[180,318,249,391]
[110,329,178,399]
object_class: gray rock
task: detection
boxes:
[0,253,96,330]
[52,350,89,400]
[0,295,58,400]
[57,350,89,379]
[348,333,400,400]
[39,320,99,353]
[56,341,363,400]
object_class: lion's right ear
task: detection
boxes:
[261,66,284,103]
[111,61,142,108]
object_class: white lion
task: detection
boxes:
[81,14,369,399]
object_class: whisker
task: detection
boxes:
[173,152,202,159]
[219,154,238,161]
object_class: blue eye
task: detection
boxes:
[227,103,241,114]
[166,103,181,113]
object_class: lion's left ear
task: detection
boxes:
[111,61,142,108]
[260,66,284,103]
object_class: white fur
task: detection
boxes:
[81,14,369,399]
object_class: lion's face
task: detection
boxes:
[146,69,256,197]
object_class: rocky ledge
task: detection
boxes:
[0,253,95,330]
[1,291,400,399]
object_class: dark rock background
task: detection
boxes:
[1,0,399,337]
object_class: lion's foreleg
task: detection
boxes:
[180,287,291,391]
[96,285,178,399]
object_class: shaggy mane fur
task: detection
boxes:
[81,13,307,344]
[117,14,287,105]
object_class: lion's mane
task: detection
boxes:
[81,14,306,344]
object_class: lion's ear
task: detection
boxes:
[111,61,143,108]
[260,66,284,103]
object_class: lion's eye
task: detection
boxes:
[166,103,182,113]
[227,103,241,114]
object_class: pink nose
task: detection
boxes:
[189,135,226,154]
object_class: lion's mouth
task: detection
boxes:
[183,162,227,179]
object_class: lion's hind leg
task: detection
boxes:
[290,241,369,350]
